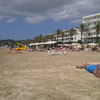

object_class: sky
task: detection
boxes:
[0,0,100,40]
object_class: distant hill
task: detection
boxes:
[0,39,15,46]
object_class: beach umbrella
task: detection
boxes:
[88,43,97,46]
[63,44,70,46]
[71,43,80,46]
[45,41,56,44]
[88,43,98,47]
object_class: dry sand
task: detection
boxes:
[0,48,100,100]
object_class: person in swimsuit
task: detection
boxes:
[77,62,100,78]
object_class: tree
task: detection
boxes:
[79,24,88,43]
[44,34,54,41]
[55,29,62,42]
[68,28,77,44]
[34,34,44,42]
[61,31,65,44]
[48,34,54,41]
[95,22,100,43]
[43,35,49,42]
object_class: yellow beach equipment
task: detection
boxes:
[15,42,28,51]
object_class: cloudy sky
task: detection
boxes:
[0,0,100,40]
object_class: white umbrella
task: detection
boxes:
[88,43,97,46]
[29,41,56,46]
[71,43,80,46]
[57,44,63,46]
[45,41,56,44]
[64,44,70,46]
[87,43,98,47]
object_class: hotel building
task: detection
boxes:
[82,13,100,43]
[53,28,81,43]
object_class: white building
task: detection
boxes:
[82,13,100,43]
[55,28,81,43]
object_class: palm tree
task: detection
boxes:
[44,35,50,42]
[56,29,62,42]
[49,34,54,41]
[68,28,77,44]
[95,22,100,43]
[62,32,65,43]
[79,24,88,43]
[34,34,44,42]
[60,30,64,43]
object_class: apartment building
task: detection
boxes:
[54,28,81,43]
[82,13,100,43]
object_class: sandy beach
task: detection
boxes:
[0,48,100,100]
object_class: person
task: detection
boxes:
[77,62,100,78]
[47,47,52,55]
[9,43,14,53]
[60,46,66,55]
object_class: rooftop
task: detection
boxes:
[83,13,100,19]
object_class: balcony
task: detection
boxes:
[83,18,100,23]
[83,34,100,39]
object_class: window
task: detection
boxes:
[94,17,96,19]
[71,38,73,40]
[88,33,92,36]
[94,22,96,25]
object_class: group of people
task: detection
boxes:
[47,46,66,55]
[9,44,100,78]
